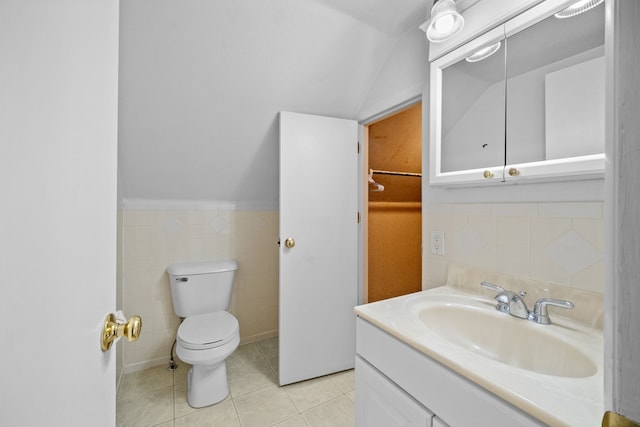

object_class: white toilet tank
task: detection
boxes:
[167,260,238,317]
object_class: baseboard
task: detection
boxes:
[123,356,171,375]
[240,329,278,345]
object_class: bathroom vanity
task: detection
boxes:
[354,286,603,427]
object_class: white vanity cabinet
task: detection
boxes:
[355,356,433,427]
[429,0,605,187]
[355,317,544,427]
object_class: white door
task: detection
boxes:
[0,1,119,425]
[279,111,359,385]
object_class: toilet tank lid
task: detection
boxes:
[167,260,238,276]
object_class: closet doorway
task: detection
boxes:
[365,102,422,303]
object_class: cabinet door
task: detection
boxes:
[504,0,605,181]
[356,356,433,427]
[429,26,506,186]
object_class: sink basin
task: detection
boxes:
[418,303,597,378]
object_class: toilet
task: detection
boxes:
[167,260,240,408]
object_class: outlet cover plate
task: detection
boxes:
[430,231,445,256]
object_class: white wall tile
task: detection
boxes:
[424,202,604,297]
[538,202,602,218]
[119,203,279,370]
[453,203,492,216]
[491,203,538,217]
[496,216,529,247]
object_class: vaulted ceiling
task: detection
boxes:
[118,0,431,208]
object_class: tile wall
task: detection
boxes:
[423,201,604,295]
[119,200,279,371]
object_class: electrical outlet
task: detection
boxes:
[430,231,445,256]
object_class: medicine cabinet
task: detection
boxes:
[429,0,605,187]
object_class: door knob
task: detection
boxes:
[101,312,142,351]
[284,237,296,249]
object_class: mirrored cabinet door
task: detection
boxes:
[505,1,605,167]
[430,26,506,185]
[441,36,506,173]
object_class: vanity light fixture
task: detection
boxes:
[420,0,464,43]
[554,0,603,18]
[465,41,502,62]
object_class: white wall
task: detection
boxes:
[118,0,401,207]
[358,27,429,120]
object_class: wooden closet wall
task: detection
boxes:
[367,103,422,302]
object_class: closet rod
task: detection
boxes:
[371,169,422,177]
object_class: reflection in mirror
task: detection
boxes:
[506,3,605,165]
[441,38,505,173]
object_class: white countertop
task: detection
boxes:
[355,286,604,427]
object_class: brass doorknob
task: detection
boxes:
[483,170,494,179]
[101,313,142,351]
[508,167,520,176]
[284,237,296,249]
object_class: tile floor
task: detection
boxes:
[117,337,355,427]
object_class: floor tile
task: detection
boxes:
[346,390,355,403]
[257,336,279,358]
[228,358,278,397]
[173,361,191,387]
[329,369,355,393]
[173,383,199,419]
[284,376,342,412]
[234,385,299,427]
[174,400,240,427]
[118,365,174,400]
[268,355,280,377]
[117,386,174,427]
[272,414,310,427]
[302,395,355,427]
[116,337,354,427]
[227,342,265,368]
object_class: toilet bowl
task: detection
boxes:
[167,260,240,408]
[176,311,240,408]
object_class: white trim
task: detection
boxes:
[123,356,170,375]
[359,95,422,125]
[121,198,279,212]
[238,329,279,345]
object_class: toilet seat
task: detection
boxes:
[178,311,239,350]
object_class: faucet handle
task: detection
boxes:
[480,281,504,293]
[530,298,574,325]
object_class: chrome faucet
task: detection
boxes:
[480,281,574,325]
[495,290,530,319]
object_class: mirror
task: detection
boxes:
[430,1,606,186]
[440,35,506,173]
[506,3,605,165]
